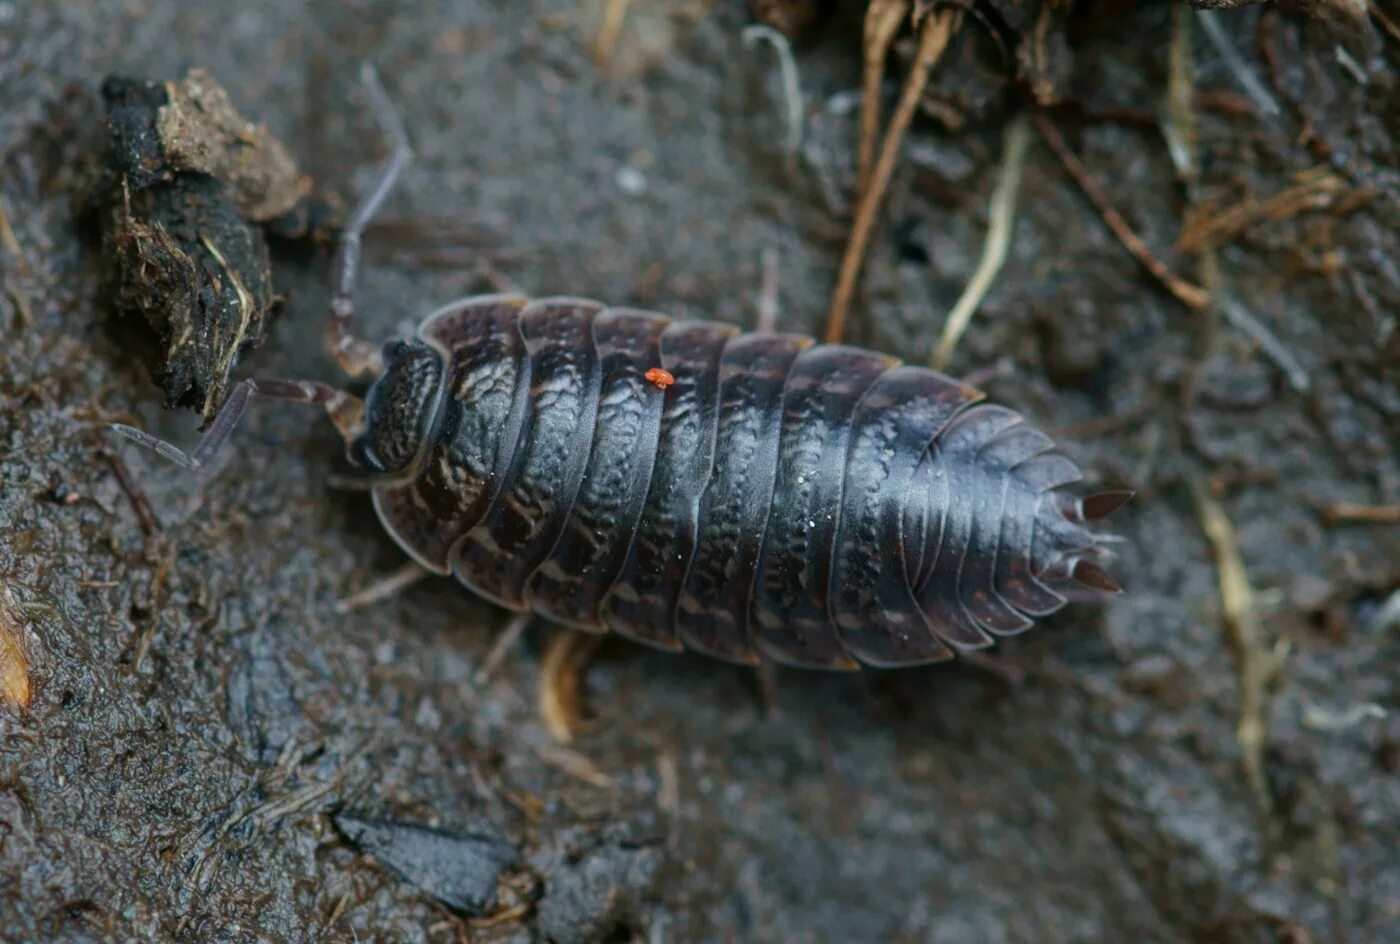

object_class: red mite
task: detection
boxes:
[645,367,675,391]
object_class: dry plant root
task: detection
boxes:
[1192,478,1289,821]
[826,5,963,343]
[1033,113,1210,312]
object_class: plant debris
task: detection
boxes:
[1034,113,1211,311]
[1191,478,1289,820]
[930,114,1030,371]
[94,68,334,423]
[827,4,963,342]
[0,587,32,711]
[333,814,517,916]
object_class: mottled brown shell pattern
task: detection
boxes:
[369,294,1125,670]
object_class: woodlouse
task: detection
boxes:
[113,68,1128,671]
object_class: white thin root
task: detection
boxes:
[931,115,1032,372]
[1302,702,1386,733]
[742,24,805,155]
[1217,295,1311,394]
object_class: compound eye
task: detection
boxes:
[381,339,411,364]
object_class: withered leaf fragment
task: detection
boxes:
[0,590,32,711]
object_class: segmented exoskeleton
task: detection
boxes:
[352,296,1126,669]
[113,68,1127,671]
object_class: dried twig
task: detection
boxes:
[1033,114,1211,311]
[1322,502,1400,525]
[1176,169,1353,253]
[1371,1,1400,43]
[536,742,613,787]
[1191,478,1288,819]
[0,197,30,275]
[4,284,33,328]
[0,588,32,711]
[592,0,634,67]
[95,433,163,538]
[858,0,912,196]
[826,7,961,343]
[931,115,1031,371]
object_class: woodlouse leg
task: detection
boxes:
[111,378,362,471]
[328,64,413,379]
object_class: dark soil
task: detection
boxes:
[2,2,1397,942]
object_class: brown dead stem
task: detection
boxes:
[593,0,634,67]
[1033,113,1211,311]
[536,742,613,787]
[539,629,604,744]
[858,0,911,197]
[1176,168,1358,254]
[0,588,32,711]
[826,6,961,343]
[1322,502,1400,525]
[1191,478,1289,820]
[1372,1,1400,43]
[0,197,30,275]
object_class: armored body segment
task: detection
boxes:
[524,309,670,629]
[830,367,983,666]
[452,298,603,608]
[913,406,1021,649]
[955,423,1057,636]
[675,333,810,664]
[750,345,895,669]
[370,295,529,573]
[992,483,1069,617]
[598,321,736,651]
[358,294,1124,669]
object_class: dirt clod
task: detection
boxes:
[93,69,332,423]
[333,814,516,916]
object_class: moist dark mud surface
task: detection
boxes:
[2,2,1398,942]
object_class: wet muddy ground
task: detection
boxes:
[2,1,1399,941]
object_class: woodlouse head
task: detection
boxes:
[349,339,445,477]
